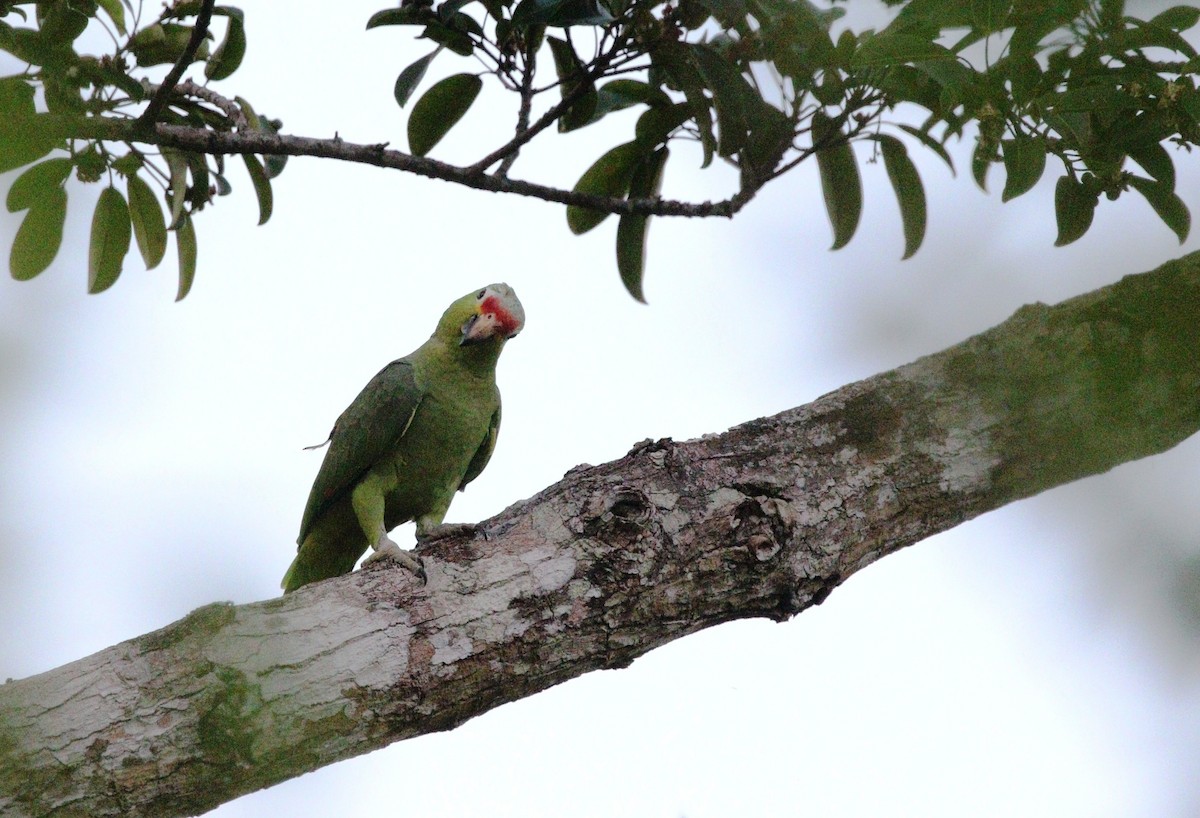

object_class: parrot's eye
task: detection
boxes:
[477,289,486,299]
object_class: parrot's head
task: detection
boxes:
[453,283,525,347]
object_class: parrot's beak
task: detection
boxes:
[460,290,524,345]
[461,311,519,345]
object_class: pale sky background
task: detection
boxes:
[3,2,1200,816]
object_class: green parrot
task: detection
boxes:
[281,283,525,593]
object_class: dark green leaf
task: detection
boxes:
[690,43,755,158]
[39,1,90,43]
[634,103,690,148]
[813,113,861,250]
[164,149,188,228]
[421,22,474,55]
[896,124,954,174]
[567,141,644,234]
[256,116,288,178]
[585,79,671,127]
[1150,5,1200,32]
[213,172,232,196]
[10,186,66,281]
[650,42,716,168]
[971,0,1011,34]
[127,174,168,270]
[851,32,954,68]
[1128,176,1190,243]
[235,94,261,130]
[129,23,205,67]
[175,212,197,301]
[89,186,132,294]
[1000,137,1046,201]
[367,7,432,27]
[6,158,72,212]
[877,135,926,259]
[695,0,746,26]
[547,36,596,132]
[971,137,994,191]
[394,48,440,108]
[408,73,483,156]
[1053,175,1097,246]
[205,11,246,80]
[511,0,613,27]
[1127,142,1175,190]
[616,147,668,303]
[1126,18,1198,59]
[242,153,273,225]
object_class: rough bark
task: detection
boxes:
[2,252,1199,817]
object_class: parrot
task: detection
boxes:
[281,283,525,593]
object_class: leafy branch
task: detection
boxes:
[2,0,1199,300]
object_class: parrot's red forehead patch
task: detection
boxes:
[481,295,522,337]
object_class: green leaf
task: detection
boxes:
[1128,176,1190,244]
[511,0,613,27]
[813,113,861,251]
[1053,175,1097,247]
[616,147,668,303]
[205,9,246,81]
[0,79,57,173]
[175,212,198,301]
[407,73,482,157]
[1150,5,1200,32]
[1000,137,1046,201]
[89,186,132,294]
[877,135,926,259]
[567,141,644,235]
[6,158,72,212]
[127,174,168,269]
[96,0,127,34]
[242,153,273,225]
[547,36,597,132]
[394,48,440,108]
[164,149,189,228]
[10,187,66,281]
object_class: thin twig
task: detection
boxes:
[467,33,633,175]
[134,0,216,132]
[497,41,538,178]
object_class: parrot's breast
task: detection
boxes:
[380,377,498,528]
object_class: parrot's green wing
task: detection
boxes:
[460,403,501,491]
[297,359,424,543]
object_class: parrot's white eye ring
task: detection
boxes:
[477,289,486,299]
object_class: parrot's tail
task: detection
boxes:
[281,529,367,594]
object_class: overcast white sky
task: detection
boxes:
[3,2,1200,816]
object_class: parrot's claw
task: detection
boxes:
[416,522,479,543]
[363,538,427,585]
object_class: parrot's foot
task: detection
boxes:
[363,538,427,585]
[416,522,479,543]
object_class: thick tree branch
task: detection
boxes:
[39,114,742,219]
[2,252,1199,817]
